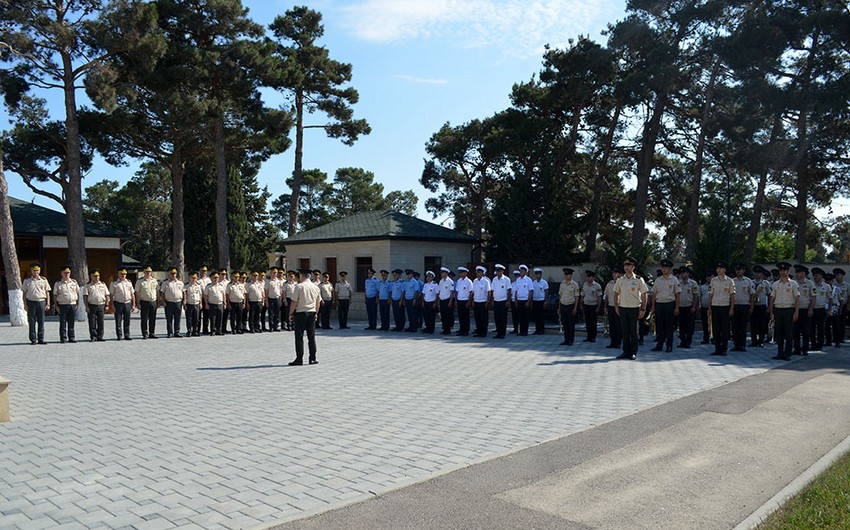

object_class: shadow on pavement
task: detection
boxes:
[196,364,294,371]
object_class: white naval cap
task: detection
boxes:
[457,266,469,272]
[512,270,520,275]
[519,264,529,271]
[476,265,487,272]
[494,264,506,270]
[440,266,450,273]
[425,270,435,277]
[533,267,543,273]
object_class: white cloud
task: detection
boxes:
[339,0,615,56]
[396,74,449,85]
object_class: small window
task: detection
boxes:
[424,256,442,274]
[356,257,372,292]
[299,258,310,270]
[325,257,337,280]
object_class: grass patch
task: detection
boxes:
[757,449,850,529]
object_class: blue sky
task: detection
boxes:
[1,0,628,224]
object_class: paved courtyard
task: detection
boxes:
[1,317,787,529]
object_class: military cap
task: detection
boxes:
[715,261,727,269]
[368,268,376,274]
[734,263,747,271]
[494,264,506,270]
[777,262,792,270]
[219,268,228,273]
[458,266,469,273]
[392,268,403,274]
[61,265,72,273]
[811,267,825,276]
[440,267,450,273]
[380,269,389,274]
[770,269,780,276]
[200,266,208,271]
[660,258,674,268]
[623,257,637,266]
[189,271,198,278]
[91,269,101,276]
[210,271,220,278]
[143,266,153,272]
[562,267,574,275]
[251,271,259,276]
[425,270,435,277]
[679,266,692,275]
[833,268,846,276]
[322,272,330,277]
[519,264,529,271]
[533,267,543,273]
[312,269,321,274]
[29,263,42,271]
[270,267,278,272]
[117,267,127,274]
[586,270,596,276]
[794,264,809,274]
[168,267,178,273]
[512,270,520,276]
[672,267,680,275]
[404,269,414,275]
[299,268,313,276]
[339,271,348,276]
[413,272,421,278]
[287,270,296,275]
[752,265,766,274]
[475,265,487,272]
[825,273,835,281]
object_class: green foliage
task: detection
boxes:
[385,190,418,216]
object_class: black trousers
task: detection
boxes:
[473,301,489,336]
[838,304,847,344]
[392,299,405,330]
[185,303,200,334]
[222,303,229,333]
[751,305,768,345]
[113,301,131,339]
[268,297,280,331]
[365,296,377,329]
[516,299,530,335]
[811,308,827,350]
[404,299,418,331]
[700,307,710,343]
[229,302,243,332]
[439,299,453,332]
[494,300,508,337]
[58,303,76,342]
[320,300,332,329]
[457,300,471,334]
[711,306,730,354]
[242,305,249,329]
[140,300,157,337]
[532,300,545,334]
[560,304,575,344]
[422,301,437,332]
[510,301,518,332]
[88,304,105,340]
[208,303,223,335]
[731,304,749,350]
[607,306,621,347]
[379,299,391,330]
[338,299,350,328]
[620,307,640,356]
[794,310,811,354]
[165,301,182,335]
[201,304,210,334]
[654,301,675,348]
[27,299,46,343]
[774,307,795,359]
[249,301,262,331]
[584,303,599,342]
[260,302,268,330]
[678,305,694,347]
[293,311,317,363]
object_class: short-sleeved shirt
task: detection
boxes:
[319,282,334,302]
[160,279,185,303]
[699,284,710,308]
[246,282,265,302]
[770,279,800,308]
[391,279,405,300]
[402,278,420,300]
[185,282,204,305]
[455,277,474,301]
[226,282,245,303]
[491,275,512,302]
[753,280,771,306]
[513,276,533,301]
[604,280,617,306]
[473,277,492,302]
[836,280,849,304]
[652,276,681,303]
[679,279,699,307]
[84,282,110,305]
[532,279,548,302]
[422,281,439,302]
[614,274,649,309]
[335,280,353,300]
[205,283,226,305]
[110,279,135,304]
[438,278,455,301]
[292,281,321,313]
[284,281,297,299]
[23,277,51,302]
[53,279,79,305]
[813,282,833,309]
[135,277,159,302]
[378,280,392,300]
[798,278,815,307]
[365,277,380,298]
[266,278,282,299]
[581,281,603,305]
[709,276,735,306]
[732,277,755,305]
[559,280,580,305]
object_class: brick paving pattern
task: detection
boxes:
[0,317,782,529]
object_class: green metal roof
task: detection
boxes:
[283,209,477,244]
[9,197,127,238]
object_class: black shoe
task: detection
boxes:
[771,355,785,360]
[69,339,76,343]
[174,333,182,338]
[38,340,47,345]
[441,330,451,335]
[701,340,709,344]
[582,338,592,342]
[90,338,95,342]
[629,354,636,360]
[309,360,318,365]
[560,340,569,345]
[802,352,808,356]
[288,360,303,366]
[677,342,685,348]
[605,344,617,348]
[60,339,66,344]
[711,351,723,356]
[96,338,106,342]
[615,353,630,359]
[116,337,123,341]
[495,334,505,339]
[149,335,158,339]
[665,346,672,352]
[650,346,663,352]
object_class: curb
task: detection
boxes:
[734,430,850,530]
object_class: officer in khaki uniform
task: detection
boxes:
[334,271,353,329]
[810,267,833,352]
[750,266,771,347]
[110,267,135,341]
[769,262,799,360]
[135,266,159,338]
[23,263,51,345]
[84,269,110,342]
[53,265,79,343]
[160,267,185,338]
[198,266,212,334]
[204,272,227,336]
[709,262,735,356]
[793,264,815,355]
[677,266,699,348]
[581,270,603,343]
[651,259,680,352]
[557,268,580,346]
[246,271,266,333]
[184,272,204,337]
[731,264,755,352]
[614,257,649,360]
[604,268,623,349]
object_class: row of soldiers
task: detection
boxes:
[21,264,353,344]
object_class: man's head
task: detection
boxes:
[623,257,637,275]
[117,267,127,280]
[90,269,101,282]
[475,265,486,278]
[458,266,469,279]
[794,264,808,280]
[562,267,574,281]
[143,266,153,277]
[168,267,178,280]
[585,270,596,283]
[494,264,505,277]
[518,264,529,277]
[715,262,727,277]
[660,258,673,276]
[440,267,450,279]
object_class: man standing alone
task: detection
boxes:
[289,269,322,366]
[23,263,50,345]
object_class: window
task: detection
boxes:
[299,258,310,271]
[355,257,372,292]
[424,256,442,275]
[325,257,337,280]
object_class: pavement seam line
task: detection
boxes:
[733,428,850,530]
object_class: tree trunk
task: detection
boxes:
[171,147,186,276]
[743,116,783,263]
[62,51,89,321]
[214,114,230,269]
[631,92,668,253]
[794,116,809,261]
[685,62,719,257]
[587,105,621,256]
[0,158,26,326]
[288,89,305,236]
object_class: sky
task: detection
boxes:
[0,0,629,224]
